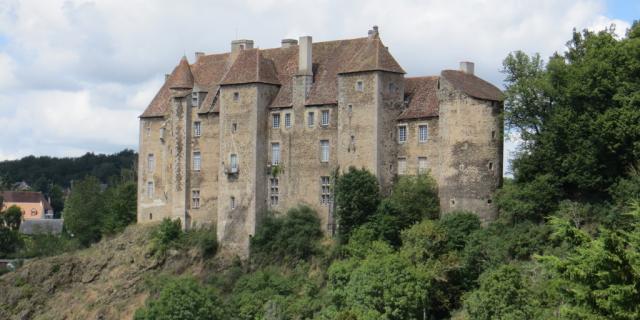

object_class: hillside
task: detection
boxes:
[0,224,217,320]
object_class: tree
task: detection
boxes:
[102,180,137,235]
[49,184,65,216]
[63,176,105,246]
[334,167,381,242]
[2,205,22,231]
[135,277,227,320]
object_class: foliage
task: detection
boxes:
[63,176,105,246]
[101,179,137,236]
[2,205,22,230]
[495,175,561,223]
[151,218,182,255]
[250,205,323,264]
[14,234,81,258]
[0,227,22,258]
[183,226,218,258]
[134,276,227,320]
[334,167,381,242]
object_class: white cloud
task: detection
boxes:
[0,0,633,163]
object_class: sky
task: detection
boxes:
[0,0,636,174]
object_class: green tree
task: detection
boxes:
[102,180,137,235]
[495,175,562,223]
[63,176,105,246]
[135,277,227,320]
[2,205,23,230]
[334,167,381,242]
[49,184,65,216]
[250,205,323,264]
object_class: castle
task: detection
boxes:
[137,27,503,255]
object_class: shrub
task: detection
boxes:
[495,175,562,223]
[334,167,381,242]
[63,176,105,246]
[151,218,182,255]
[134,276,227,320]
[184,226,218,258]
[250,205,323,264]
[15,234,81,258]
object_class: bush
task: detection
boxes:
[135,276,227,320]
[495,175,562,223]
[15,234,81,258]
[184,226,218,258]
[151,218,182,255]
[250,205,323,264]
[2,205,22,230]
[63,176,105,246]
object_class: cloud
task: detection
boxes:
[0,0,633,163]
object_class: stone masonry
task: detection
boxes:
[137,27,504,257]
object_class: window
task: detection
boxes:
[321,110,329,127]
[272,113,280,129]
[321,176,331,206]
[147,181,154,198]
[388,82,395,92]
[271,143,280,165]
[285,113,291,128]
[146,123,151,137]
[192,190,200,209]
[192,92,198,106]
[193,151,201,171]
[398,125,407,143]
[233,92,239,101]
[356,80,364,92]
[30,208,37,216]
[488,162,494,170]
[230,154,238,171]
[320,140,330,162]
[347,104,353,116]
[270,178,279,206]
[308,112,315,127]
[149,213,153,220]
[491,130,496,140]
[397,158,407,175]
[419,125,428,142]
[232,123,237,133]
[194,121,202,137]
[147,154,155,172]
[159,127,166,141]
[418,157,427,174]
[230,196,236,209]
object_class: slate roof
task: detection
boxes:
[1,191,53,211]
[220,49,280,86]
[441,70,504,101]
[19,219,64,235]
[399,76,440,120]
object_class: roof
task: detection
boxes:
[220,49,280,86]
[167,56,194,90]
[19,219,64,235]
[441,70,503,101]
[1,191,53,211]
[399,76,440,120]
[339,37,405,75]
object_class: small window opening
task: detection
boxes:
[487,199,492,204]
[149,213,153,220]
[491,130,496,140]
[233,92,239,101]
[356,80,364,92]
[488,162,493,170]
[230,196,236,209]
[450,199,456,206]
[232,123,237,133]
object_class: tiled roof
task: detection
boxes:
[399,76,440,120]
[167,56,194,90]
[339,37,405,75]
[1,191,53,211]
[441,70,503,101]
[220,49,280,86]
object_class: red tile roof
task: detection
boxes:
[441,70,503,101]
[220,49,280,86]
[399,76,440,120]
[167,56,194,90]
[339,37,405,75]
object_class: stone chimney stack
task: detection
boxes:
[460,61,475,75]
[368,25,379,39]
[231,39,254,54]
[281,38,298,48]
[195,52,204,61]
[298,36,313,75]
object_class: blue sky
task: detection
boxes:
[0,0,635,176]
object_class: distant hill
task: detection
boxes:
[0,150,137,190]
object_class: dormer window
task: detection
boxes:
[356,80,364,92]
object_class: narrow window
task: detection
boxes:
[192,190,200,209]
[347,104,353,116]
[233,92,239,101]
[419,125,428,142]
[232,123,237,133]
[320,176,331,206]
[147,181,154,198]
[159,127,166,141]
[270,178,279,206]
[388,82,395,92]
[192,92,198,107]
[320,140,330,162]
[397,157,407,175]
[450,199,456,206]
[193,151,201,171]
[285,113,291,128]
[356,80,364,92]
[230,154,238,171]
[194,121,202,137]
[145,123,151,137]
[321,110,329,127]
[488,162,493,170]
[147,154,155,172]
[272,113,280,129]
[491,130,496,140]
[398,125,407,143]
[418,157,427,174]
[149,213,153,220]
[487,199,493,204]
[308,111,315,128]
[230,196,236,209]
[271,142,280,165]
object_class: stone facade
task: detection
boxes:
[137,28,504,256]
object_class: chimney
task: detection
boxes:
[165,74,170,81]
[194,52,204,61]
[231,39,254,53]
[298,36,312,75]
[281,38,298,48]
[460,61,475,75]
[368,25,379,39]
